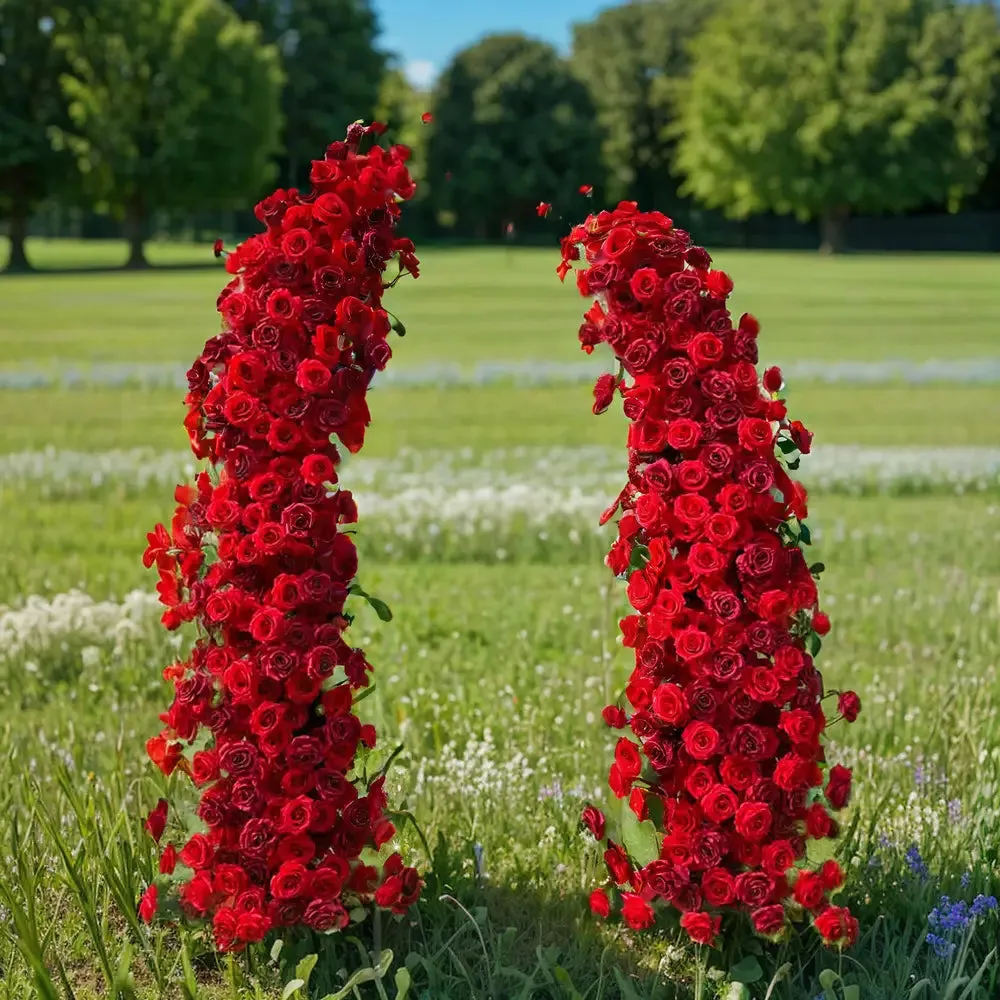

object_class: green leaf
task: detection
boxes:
[729,956,763,984]
[806,632,822,657]
[349,584,393,621]
[394,967,412,1000]
[612,968,645,1000]
[270,939,284,963]
[809,562,826,575]
[389,315,407,337]
[295,954,318,988]
[799,522,812,545]
[620,798,660,868]
[367,596,393,621]
[628,543,650,572]
[787,458,801,471]
[281,979,305,1000]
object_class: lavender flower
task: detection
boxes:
[906,844,930,880]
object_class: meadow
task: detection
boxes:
[0,241,998,1000]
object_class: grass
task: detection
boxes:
[0,244,998,999]
[2,245,1000,367]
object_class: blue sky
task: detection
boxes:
[374,0,611,88]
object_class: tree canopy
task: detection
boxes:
[571,0,716,209]
[54,0,283,266]
[229,0,386,189]
[0,0,74,270]
[673,0,1000,250]
[426,34,603,238]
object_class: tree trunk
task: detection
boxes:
[3,209,32,272]
[124,195,149,269]
[819,208,849,254]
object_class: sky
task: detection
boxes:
[374,0,611,89]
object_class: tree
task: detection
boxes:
[0,0,74,271]
[53,0,283,267]
[674,0,1000,252]
[571,0,716,209]
[426,34,603,238]
[229,0,386,189]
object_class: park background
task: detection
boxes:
[1,1,1000,999]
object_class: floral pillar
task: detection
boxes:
[140,124,422,951]
[566,203,860,948]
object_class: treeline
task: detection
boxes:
[2,0,999,270]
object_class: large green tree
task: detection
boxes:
[53,0,283,267]
[426,34,603,238]
[0,0,74,271]
[229,0,386,188]
[674,0,1000,251]
[571,0,716,209]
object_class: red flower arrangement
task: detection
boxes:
[139,123,422,952]
[561,202,861,949]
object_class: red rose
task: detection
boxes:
[682,722,721,761]
[705,269,733,299]
[734,801,773,843]
[761,840,795,878]
[621,893,656,930]
[804,803,833,839]
[813,611,831,636]
[666,418,702,452]
[825,764,853,809]
[138,884,158,923]
[582,805,606,841]
[701,784,738,823]
[158,842,177,875]
[736,871,775,907]
[589,888,610,918]
[820,860,844,891]
[615,737,643,780]
[701,867,735,906]
[592,373,619,414]
[675,627,711,663]
[792,871,825,911]
[144,799,168,843]
[688,333,724,368]
[679,909,721,946]
[837,690,861,722]
[751,904,786,936]
[652,683,688,725]
[814,905,858,948]
[602,704,627,728]
[789,419,813,454]
[737,417,774,453]
[604,843,633,885]
[762,366,783,393]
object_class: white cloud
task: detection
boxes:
[403,59,437,90]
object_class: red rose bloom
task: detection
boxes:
[621,893,656,930]
[567,206,854,946]
[589,888,611,918]
[141,128,423,948]
[680,910,721,946]
[582,805,606,841]
[838,690,861,722]
[814,905,859,948]
[751,904,786,936]
[825,764,853,810]
[138,884,159,923]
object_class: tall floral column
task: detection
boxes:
[139,123,422,952]
[566,203,860,949]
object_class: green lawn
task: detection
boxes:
[2,244,999,367]
[0,245,998,1000]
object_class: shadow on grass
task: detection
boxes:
[271,880,681,1000]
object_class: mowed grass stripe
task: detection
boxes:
[0,382,994,455]
[1,246,999,366]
